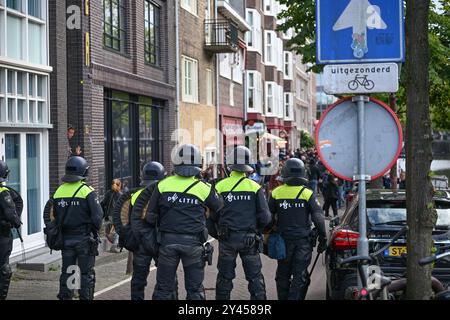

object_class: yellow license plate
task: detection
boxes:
[387,246,407,257]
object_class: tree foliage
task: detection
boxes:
[300,130,315,149]
[278,0,450,130]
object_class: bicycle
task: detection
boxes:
[348,75,375,91]
[340,226,449,300]
[418,246,450,300]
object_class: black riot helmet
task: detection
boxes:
[281,158,308,185]
[226,146,254,173]
[172,144,203,177]
[0,160,10,183]
[141,161,166,186]
[62,156,90,183]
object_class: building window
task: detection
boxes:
[7,0,21,11]
[28,22,43,64]
[230,83,234,107]
[247,71,262,112]
[6,14,22,60]
[265,82,274,114]
[247,72,254,109]
[206,69,213,106]
[105,90,163,190]
[28,0,41,18]
[264,31,277,65]
[0,68,49,126]
[284,51,293,80]
[144,1,160,66]
[103,0,127,53]
[181,0,197,15]
[285,92,293,120]
[182,56,198,103]
[246,9,262,54]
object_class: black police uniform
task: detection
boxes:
[268,184,326,300]
[46,157,103,300]
[212,171,271,300]
[0,184,22,300]
[144,174,222,300]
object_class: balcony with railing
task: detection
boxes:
[204,20,239,53]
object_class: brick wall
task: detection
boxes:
[48,0,69,193]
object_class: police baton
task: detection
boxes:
[16,228,24,243]
[309,252,321,277]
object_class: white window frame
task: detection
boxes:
[181,55,198,104]
[246,9,262,54]
[284,92,293,121]
[231,50,243,84]
[265,81,276,116]
[247,71,263,113]
[264,0,276,16]
[181,0,198,16]
[264,31,276,66]
[284,51,293,80]
[219,53,232,80]
[206,68,213,106]
[276,38,283,72]
[229,83,234,107]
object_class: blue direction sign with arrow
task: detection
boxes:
[316,0,405,64]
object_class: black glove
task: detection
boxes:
[317,237,327,253]
[244,234,256,248]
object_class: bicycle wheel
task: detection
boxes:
[348,80,358,91]
[364,80,375,90]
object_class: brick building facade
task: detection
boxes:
[51,0,177,195]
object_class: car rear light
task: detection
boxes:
[331,229,360,249]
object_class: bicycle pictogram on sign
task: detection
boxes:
[348,74,375,91]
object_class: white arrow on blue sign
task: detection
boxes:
[316,0,405,64]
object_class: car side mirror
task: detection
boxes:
[329,216,340,228]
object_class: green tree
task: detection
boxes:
[300,130,315,149]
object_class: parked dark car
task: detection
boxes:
[325,189,450,300]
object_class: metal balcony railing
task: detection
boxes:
[204,20,239,53]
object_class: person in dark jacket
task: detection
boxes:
[101,179,122,251]
[143,144,223,300]
[0,160,22,300]
[268,158,326,300]
[323,174,339,218]
[307,159,320,194]
[211,146,271,300]
[44,156,103,300]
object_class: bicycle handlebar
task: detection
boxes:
[341,255,372,265]
[419,250,450,266]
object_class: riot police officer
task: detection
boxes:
[128,161,166,300]
[44,156,103,300]
[0,161,22,300]
[268,158,326,300]
[212,146,271,300]
[143,144,222,300]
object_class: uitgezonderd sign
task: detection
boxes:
[323,63,399,94]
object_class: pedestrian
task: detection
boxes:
[126,161,169,300]
[43,156,103,300]
[399,171,406,189]
[0,160,22,300]
[268,158,327,300]
[337,178,345,209]
[323,174,339,218]
[101,179,122,252]
[307,159,320,194]
[144,144,223,300]
[210,146,271,300]
[67,125,82,158]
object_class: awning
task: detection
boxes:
[262,133,287,148]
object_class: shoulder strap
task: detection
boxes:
[295,186,306,200]
[166,180,201,213]
[58,183,86,228]
[223,176,246,199]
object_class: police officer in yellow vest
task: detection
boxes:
[49,156,103,300]
[268,158,326,300]
[129,161,166,300]
[212,146,271,300]
[144,144,223,300]
[0,160,22,300]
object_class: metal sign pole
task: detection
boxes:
[353,95,370,259]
